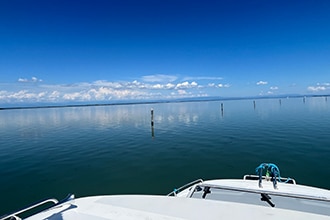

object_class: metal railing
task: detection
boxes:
[0,198,58,220]
[190,183,330,202]
[167,179,203,196]
[0,194,74,220]
[243,174,296,184]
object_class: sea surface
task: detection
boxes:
[0,97,329,214]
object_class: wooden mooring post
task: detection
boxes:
[151,108,154,126]
[151,108,154,137]
[221,103,224,117]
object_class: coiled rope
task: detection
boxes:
[255,163,291,183]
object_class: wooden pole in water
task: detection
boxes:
[279,99,282,105]
[151,108,154,137]
[221,103,224,117]
[151,108,154,126]
[253,100,256,109]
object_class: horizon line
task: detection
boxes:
[1,94,329,111]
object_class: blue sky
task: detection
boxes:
[0,0,329,105]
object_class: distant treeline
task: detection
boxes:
[1,94,329,111]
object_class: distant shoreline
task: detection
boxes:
[0,94,329,111]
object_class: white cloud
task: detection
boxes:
[316,82,330,87]
[18,76,42,83]
[4,90,48,102]
[307,86,327,92]
[191,81,198,87]
[217,83,230,88]
[1,76,230,104]
[165,83,175,89]
[256,81,268,85]
[177,90,187,95]
[175,81,198,89]
[92,80,123,88]
[48,91,60,101]
[207,83,230,88]
[32,77,42,82]
[63,92,82,100]
[270,86,278,90]
[18,78,29,82]
[307,82,330,92]
[142,74,177,83]
[175,81,189,89]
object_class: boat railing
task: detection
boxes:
[243,174,296,184]
[191,183,330,202]
[0,194,74,220]
[167,179,203,196]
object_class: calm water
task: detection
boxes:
[0,97,329,214]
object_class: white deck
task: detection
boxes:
[22,178,330,220]
[1,177,328,220]
[202,179,330,200]
[26,195,330,220]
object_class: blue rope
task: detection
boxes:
[255,163,292,183]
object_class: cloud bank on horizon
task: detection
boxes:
[0,74,329,105]
[0,75,228,104]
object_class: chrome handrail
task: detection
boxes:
[167,179,203,196]
[243,174,296,184]
[0,198,58,220]
[192,183,330,202]
[0,194,75,220]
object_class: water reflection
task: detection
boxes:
[0,105,153,130]
[1,97,328,131]
[305,96,329,110]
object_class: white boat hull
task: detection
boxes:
[25,194,330,220]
